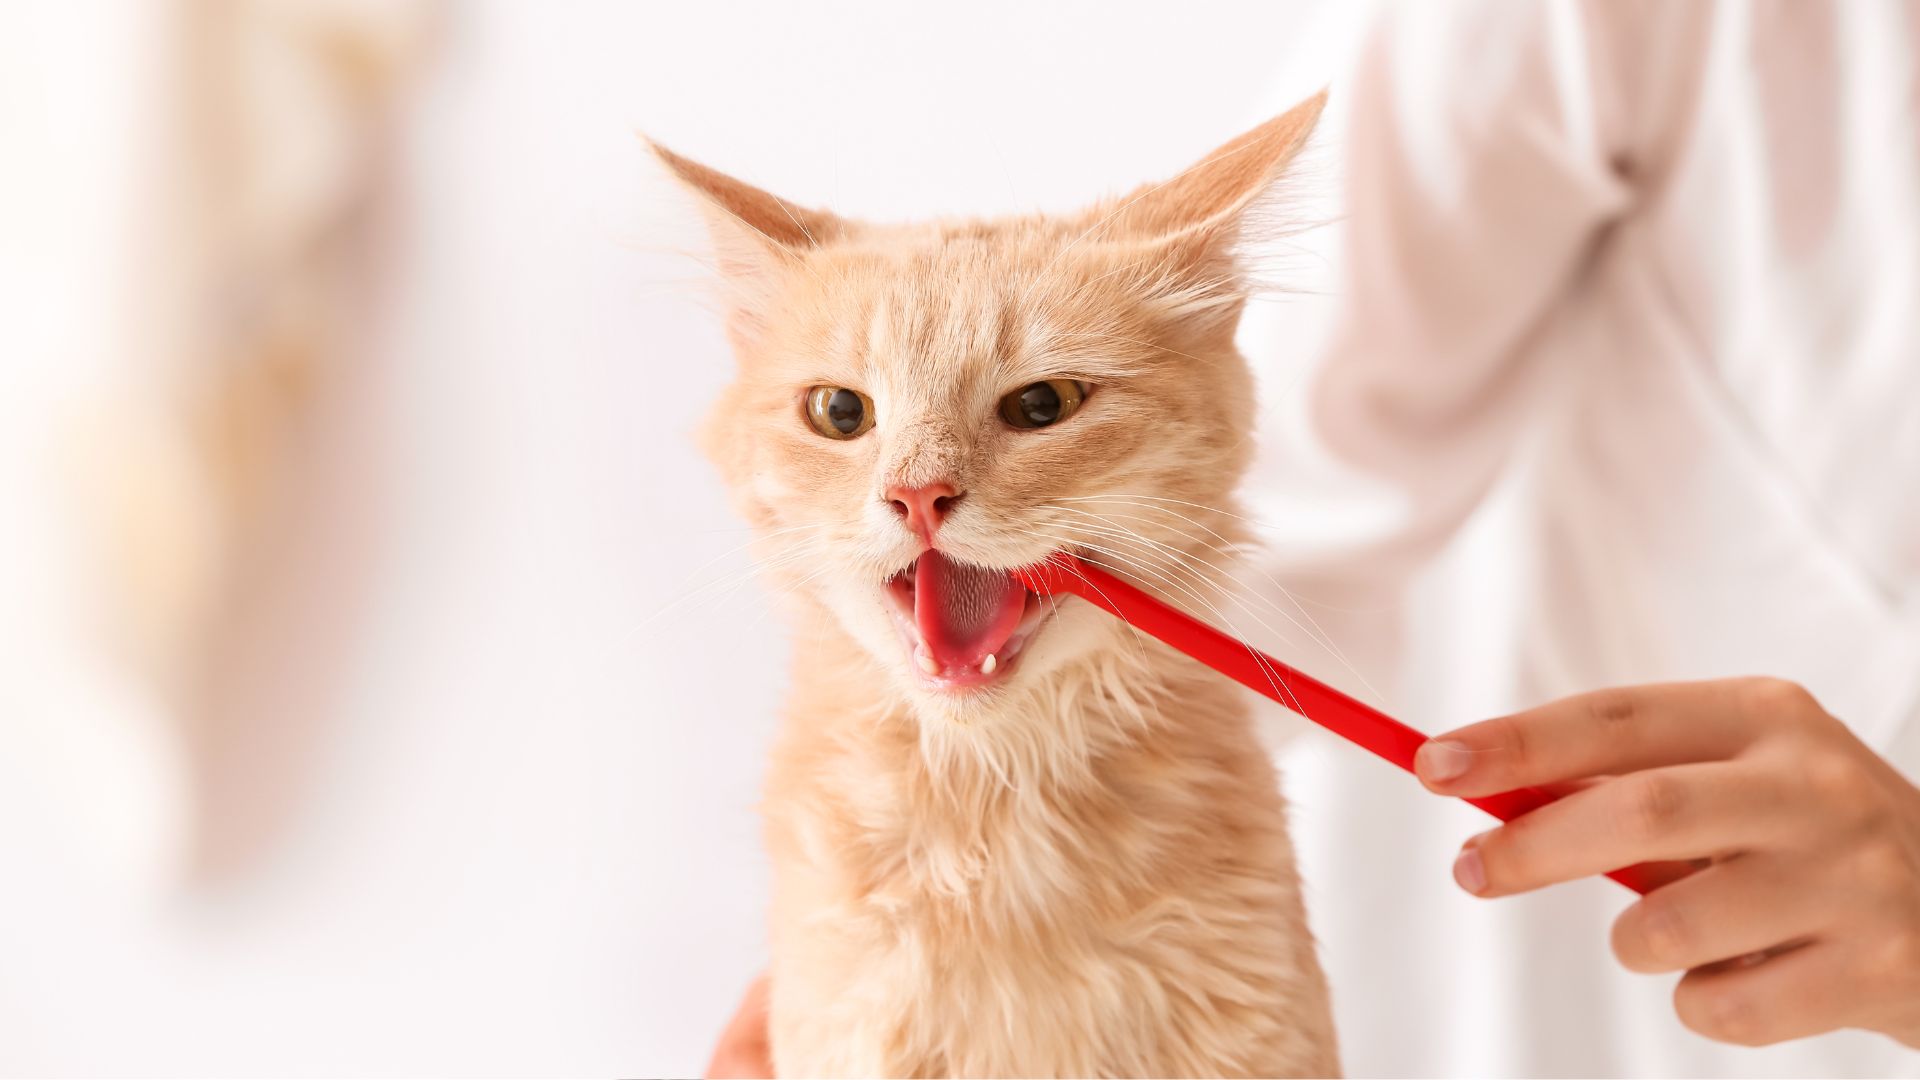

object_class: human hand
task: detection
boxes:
[704,973,773,1079]
[1415,678,1920,1048]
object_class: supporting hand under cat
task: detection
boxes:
[1416,677,1920,1049]
[705,973,773,1079]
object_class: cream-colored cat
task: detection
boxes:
[655,93,1339,1078]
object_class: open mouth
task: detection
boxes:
[884,549,1053,690]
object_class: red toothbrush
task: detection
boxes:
[1013,552,1663,895]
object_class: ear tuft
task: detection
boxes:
[644,138,843,254]
[1082,92,1326,337]
[644,137,851,337]
[1097,90,1326,244]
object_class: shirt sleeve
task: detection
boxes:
[1259,0,1650,590]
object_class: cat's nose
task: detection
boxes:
[886,481,965,542]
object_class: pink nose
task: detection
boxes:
[886,481,964,541]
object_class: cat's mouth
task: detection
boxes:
[883,549,1052,691]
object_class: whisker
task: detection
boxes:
[1037,543,1152,668]
[634,535,835,632]
[1040,503,1383,712]
[1060,494,1394,610]
[1054,492,1293,535]
[741,559,843,635]
[677,521,837,583]
[1045,499,1387,707]
[1030,526,1303,716]
[1047,502,1347,640]
[1041,518,1325,716]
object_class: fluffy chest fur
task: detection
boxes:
[762,630,1339,1078]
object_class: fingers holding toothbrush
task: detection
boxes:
[1416,678,1920,1048]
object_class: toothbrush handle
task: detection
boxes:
[1018,554,1662,895]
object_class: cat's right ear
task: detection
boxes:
[644,138,844,313]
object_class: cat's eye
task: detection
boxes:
[804,386,875,439]
[999,379,1087,429]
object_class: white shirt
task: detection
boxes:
[1251,2,1920,1074]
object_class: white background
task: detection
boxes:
[0,1,1367,1073]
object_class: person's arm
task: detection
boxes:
[1417,679,1920,1047]
[1270,2,1920,1052]
[1262,1,1676,589]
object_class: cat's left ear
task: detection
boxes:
[1103,91,1325,243]
[645,139,847,324]
[1093,91,1326,329]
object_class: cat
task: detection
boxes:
[653,92,1339,1078]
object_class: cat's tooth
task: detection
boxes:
[981,653,998,675]
[916,649,940,675]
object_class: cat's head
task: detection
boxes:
[654,94,1322,722]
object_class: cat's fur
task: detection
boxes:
[655,93,1339,1077]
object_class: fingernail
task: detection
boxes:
[1453,845,1487,895]
[1417,739,1472,783]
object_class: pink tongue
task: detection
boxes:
[914,550,1028,669]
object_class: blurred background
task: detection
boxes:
[0,1,1365,1073]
